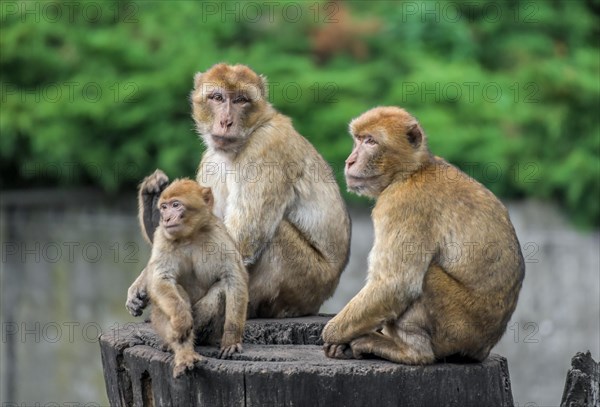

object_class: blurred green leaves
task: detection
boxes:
[0,0,598,226]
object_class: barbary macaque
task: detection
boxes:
[127,179,248,377]
[322,106,525,364]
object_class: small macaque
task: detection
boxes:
[128,179,248,377]
[323,107,525,364]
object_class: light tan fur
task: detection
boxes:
[191,63,351,318]
[322,106,525,364]
[130,64,350,318]
[127,179,248,377]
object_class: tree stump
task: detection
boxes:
[560,351,599,407]
[100,316,515,407]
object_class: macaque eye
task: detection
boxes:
[160,203,167,210]
[172,201,180,208]
[210,93,224,102]
[233,95,249,104]
[364,136,377,145]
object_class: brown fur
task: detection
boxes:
[127,179,248,377]
[322,106,524,364]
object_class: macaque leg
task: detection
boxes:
[192,283,245,359]
[149,307,171,351]
[328,300,435,364]
[349,329,434,365]
[191,285,225,347]
[170,333,203,378]
[152,281,203,377]
[322,283,393,345]
[151,305,202,376]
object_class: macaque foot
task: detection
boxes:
[323,343,355,359]
[348,335,375,359]
[173,351,204,378]
[141,169,169,195]
[218,342,243,359]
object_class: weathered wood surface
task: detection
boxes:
[561,351,599,407]
[100,316,515,407]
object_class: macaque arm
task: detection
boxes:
[126,267,150,317]
[221,267,249,345]
[321,280,408,344]
[322,222,432,344]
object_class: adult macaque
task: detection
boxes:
[127,179,248,377]
[130,63,351,318]
[322,106,525,364]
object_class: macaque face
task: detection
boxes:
[204,88,253,149]
[191,64,269,153]
[345,107,429,198]
[344,132,386,197]
[158,180,214,240]
[159,198,188,238]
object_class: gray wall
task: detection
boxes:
[1,194,598,406]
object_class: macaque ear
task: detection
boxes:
[201,187,214,209]
[193,72,203,90]
[406,125,423,148]
[258,74,268,98]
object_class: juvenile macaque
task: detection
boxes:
[127,179,248,377]
[323,106,525,364]
[130,63,351,318]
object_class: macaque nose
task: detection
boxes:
[220,119,233,129]
[346,154,357,169]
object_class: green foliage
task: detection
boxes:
[1,0,598,226]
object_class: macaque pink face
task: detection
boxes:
[204,88,252,149]
[158,180,214,240]
[345,132,385,197]
[191,64,269,153]
[345,107,427,198]
[159,199,186,237]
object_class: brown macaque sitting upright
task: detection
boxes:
[323,106,525,364]
[129,63,351,319]
[127,179,248,378]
